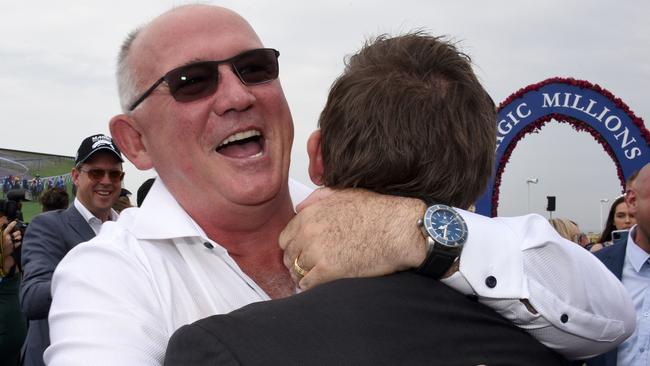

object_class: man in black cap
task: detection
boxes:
[19,134,124,366]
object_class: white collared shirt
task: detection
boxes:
[73,197,119,234]
[617,226,650,366]
[442,210,635,359]
[46,183,634,365]
[46,178,311,366]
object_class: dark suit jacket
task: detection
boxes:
[583,241,627,366]
[165,272,568,366]
[20,205,95,366]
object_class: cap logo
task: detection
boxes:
[92,140,114,150]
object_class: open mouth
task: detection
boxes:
[216,129,264,158]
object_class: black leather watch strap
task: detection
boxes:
[415,243,457,279]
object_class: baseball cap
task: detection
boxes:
[75,134,124,165]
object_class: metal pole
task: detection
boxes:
[599,198,609,229]
[526,178,538,213]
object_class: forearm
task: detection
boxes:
[20,215,65,319]
[441,212,635,359]
[20,279,53,319]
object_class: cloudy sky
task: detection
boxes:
[1,0,648,232]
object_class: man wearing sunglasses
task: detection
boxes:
[20,134,123,366]
[45,5,632,366]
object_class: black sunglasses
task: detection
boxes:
[79,168,125,182]
[128,48,280,111]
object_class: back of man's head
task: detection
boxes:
[318,32,496,208]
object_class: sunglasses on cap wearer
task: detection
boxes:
[128,48,280,111]
[78,168,125,182]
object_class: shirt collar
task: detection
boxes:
[123,178,204,240]
[124,177,313,241]
[73,197,118,223]
[624,225,650,272]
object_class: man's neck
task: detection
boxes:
[186,190,297,299]
[633,226,650,254]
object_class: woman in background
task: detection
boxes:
[591,195,636,252]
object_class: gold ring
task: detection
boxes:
[293,257,308,278]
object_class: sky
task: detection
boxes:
[1,0,648,232]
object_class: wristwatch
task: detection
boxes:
[416,204,468,279]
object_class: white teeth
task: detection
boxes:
[218,130,261,147]
[251,151,263,158]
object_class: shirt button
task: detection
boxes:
[644,312,649,317]
[485,276,497,288]
[203,242,214,249]
[561,314,569,323]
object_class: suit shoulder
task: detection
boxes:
[166,323,240,366]
[594,242,625,260]
[27,209,65,225]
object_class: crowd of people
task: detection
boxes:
[549,196,637,250]
[0,4,647,366]
[2,175,69,203]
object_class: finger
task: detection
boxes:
[295,187,335,213]
[279,219,301,271]
[278,214,298,251]
[298,264,332,290]
[3,220,16,235]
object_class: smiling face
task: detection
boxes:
[118,6,294,219]
[72,151,123,221]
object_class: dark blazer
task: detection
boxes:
[20,205,96,366]
[583,241,627,366]
[165,272,567,366]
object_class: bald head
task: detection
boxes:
[117,5,262,112]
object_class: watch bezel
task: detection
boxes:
[421,204,468,248]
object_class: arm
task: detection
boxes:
[279,188,635,359]
[20,213,68,319]
[45,238,167,366]
[1,221,22,276]
[279,188,426,288]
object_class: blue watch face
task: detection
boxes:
[423,205,468,247]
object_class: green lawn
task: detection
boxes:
[21,201,42,222]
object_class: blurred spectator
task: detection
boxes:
[112,189,133,213]
[20,134,124,366]
[548,218,588,247]
[40,188,69,212]
[592,196,636,252]
[136,178,155,207]
[0,212,27,366]
[584,162,650,365]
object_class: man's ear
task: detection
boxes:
[109,114,154,170]
[625,189,637,216]
[307,129,324,186]
[71,166,80,188]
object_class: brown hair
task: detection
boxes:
[40,188,70,212]
[318,32,496,208]
[598,195,625,243]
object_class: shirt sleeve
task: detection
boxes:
[20,214,63,319]
[45,235,168,366]
[441,211,636,360]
